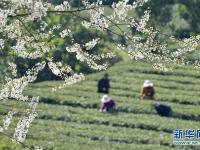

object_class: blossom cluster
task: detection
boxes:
[52,73,85,91]
[54,1,71,11]
[84,38,100,50]
[82,7,110,30]
[171,35,200,58]
[48,58,72,77]
[0,111,16,132]
[66,43,108,70]
[30,1,48,19]
[13,112,37,142]
[0,39,4,49]
[59,29,72,38]
[13,97,39,142]
[112,1,132,20]
[0,62,45,101]
[8,62,18,77]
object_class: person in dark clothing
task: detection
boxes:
[154,103,172,117]
[97,73,110,94]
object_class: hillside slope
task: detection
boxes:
[1,60,200,150]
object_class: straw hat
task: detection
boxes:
[143,80,153,87]
[101,95,110,103]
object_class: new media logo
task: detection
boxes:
[173,129,200,145]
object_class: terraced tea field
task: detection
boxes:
[1,60,200,150]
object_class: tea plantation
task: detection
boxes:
[1,60,200,150]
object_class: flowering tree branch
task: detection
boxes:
[1,0,200,145]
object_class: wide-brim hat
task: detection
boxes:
[101,95,110,103]
[143,80,153,87]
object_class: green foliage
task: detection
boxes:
[1,60,200,149]
[146,0,200,38]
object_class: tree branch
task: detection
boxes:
[8,7,98,18]
[0,132,34,150]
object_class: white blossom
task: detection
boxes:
[136,10,151,33]
[30,1,48,19]
[52,73,85,91]
[13,112,37,142]
[0,62,45,101]
[112,1,132,20]
[172,35,200,58]
[54,1,70,11]
[66,43,108,70]
[0,10,8,28]
[59,29,72,38]
[82,7,109,30]
[8,62,17,77]
[0,111,16,132]
[40,21,48,31]
[0,39,4,49]
[84,38,100,50]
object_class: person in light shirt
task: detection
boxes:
[140,80,155,100]
[99,95,116,112]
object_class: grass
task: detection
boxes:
[0,60,200,150]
